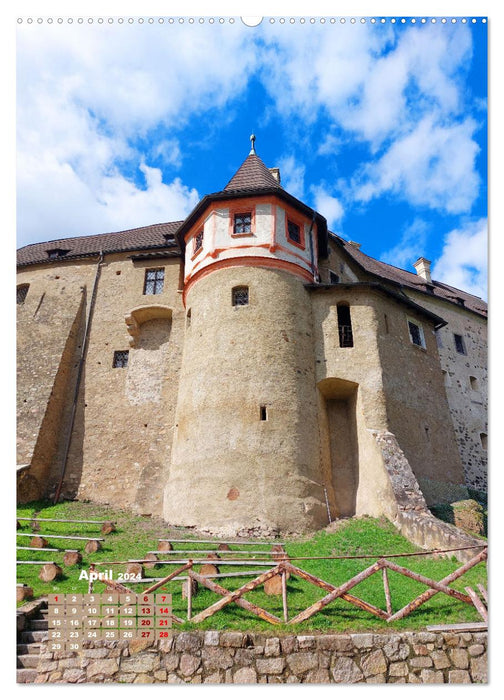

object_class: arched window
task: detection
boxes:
[337,303,353,348]
[17,284,29,305]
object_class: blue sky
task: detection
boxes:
[16,13,488,298]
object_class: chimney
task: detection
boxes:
[413,257,432,283]
[268,167,281,184]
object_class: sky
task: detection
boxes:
[16,13,488,300]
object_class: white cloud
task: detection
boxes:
[311,185,344,230]
[16,22,257,245]
[431,218,488,300]
[380,218,429,270]
[277,156,305,200]
[353,116,481,214]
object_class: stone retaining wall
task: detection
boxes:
[36,630,487,684]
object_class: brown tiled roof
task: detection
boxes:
[224,154,283,192]
[17,221,183,266]
[331,233,487,318]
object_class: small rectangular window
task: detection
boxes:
[469,376,479,391]
[232,286,249,306]
[287,220,301,244]
[194,231,204,253]
[480,432,487,450]
[408,319,426,348]
[329,271,339,284]
[234,213,252,234]
[337,304,353,348]
[143,268,164,295]
[113,350,129,368]
[17,284,29,304]
[260,405,267,421]
[454,333,466,355]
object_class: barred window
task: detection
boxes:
[287,220,301,244]
[17,284,29,304]
[113,350,129,368]
[143,268,164,295]
[232,286,249,306]
[234,212,252,234]
[194,231,204,253]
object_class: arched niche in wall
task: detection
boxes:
[124,305,173,347]
[123,305,173,406]
[317,376,359,517]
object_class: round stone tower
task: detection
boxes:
[163,140,330,535]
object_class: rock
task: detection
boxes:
[431,650,451,669]
[129,639,154,654]
[120,655,157,673]
[174,632,203,653]
[257,657,286,675]
[361,649,387,676]
[233,667,258,684]
[449,648,469,669]
[286,652,317,675]
[101,521,116,535]
[448,670,471,683]
[383,640,410,661]
[62,669,87,683]
[331,657,364,683]
[204,631,219,646]
[220,631,245,647]
[203,672,222,683]
[163,654,179,672]
[468,644,485,657]
[201,647,234,671]
[351,633,374,649]
[452,499,485,535]
[87,659,119,677]
[317,634,353,652]
[365,674,386,683]
[305,668,331,683]
[470,653,487,683]
[179,654,201,676]
[409,657,433,669]
[420,669,444,683]
[134,673,154,683]
[264,637,281,656]
[297,635,316,649]
[389,662,408,677]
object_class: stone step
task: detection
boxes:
[17,654,39,669]
[17,643,41,655]
[29,619,48,631]
[20,630,47,643]
[16,668,39,683]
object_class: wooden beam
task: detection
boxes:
[283,561,388,620]
[383,567,392,616]
[158,539,285,546]
[188,569,281,625]
[385,548,487,622]
[17,533,104,541]
[189,566,282,623]
[17,517,113,525]
[426,622,488,632]
[288,561,384,625]
[465,587,488,622]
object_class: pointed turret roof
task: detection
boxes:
[224,153,283,192]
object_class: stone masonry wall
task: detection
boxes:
[35,630,487,684]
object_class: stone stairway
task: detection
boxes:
[17,602,48,683]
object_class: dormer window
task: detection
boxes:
[47,248,70,259]
[163,233,176,244]
[234,213,252,234]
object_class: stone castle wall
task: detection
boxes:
[34,630,488,684]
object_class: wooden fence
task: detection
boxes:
[91,545,488,626]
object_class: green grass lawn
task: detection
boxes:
[17,501,487,633]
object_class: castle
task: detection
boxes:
[16,140,487,538]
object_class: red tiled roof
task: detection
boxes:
[224,154,283,192]
[17,221,183,266]
[332,233,487,318]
